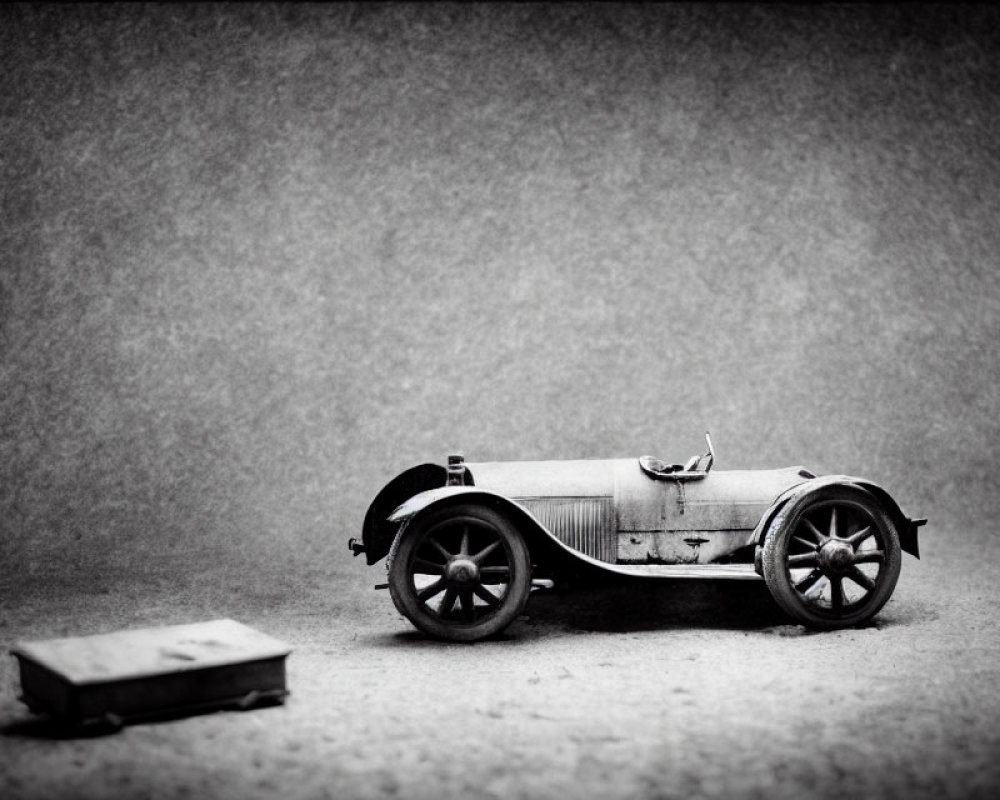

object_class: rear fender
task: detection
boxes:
[750,476,923,568]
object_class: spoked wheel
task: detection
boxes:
[762,486,902,629]
[387,504,532,642]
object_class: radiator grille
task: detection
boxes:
[516,496,615,563]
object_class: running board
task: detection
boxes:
[602,563,763,580]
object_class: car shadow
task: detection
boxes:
[517,578,794,636]
[365,577,841,648]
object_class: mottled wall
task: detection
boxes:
[1,4,998,585]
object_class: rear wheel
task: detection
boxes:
[762,486,901,629]
[387,504,532,642]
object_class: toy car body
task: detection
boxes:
[351,435,926,641]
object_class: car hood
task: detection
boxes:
[465,459,624,498]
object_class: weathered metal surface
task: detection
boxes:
[617,529,751,564]
[404,460,810,567]
[616,465,810,533]
[611,459,669,537]
[11,619,291,728]
[382,454,924,586]
[675,467,811,530]
[389,486,770,580]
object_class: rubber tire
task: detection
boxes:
[761,485,902,629]
[387,504,532,642]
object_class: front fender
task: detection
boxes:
[750,475,924,563]
[387,487,627,578]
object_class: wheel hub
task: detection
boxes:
[818,540,854,575]
[445,558,479,586]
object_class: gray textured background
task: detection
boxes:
[1,5,999,797]
[3,3,997,584]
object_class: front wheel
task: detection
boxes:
[761,486,902,629]
[387,504,532,642]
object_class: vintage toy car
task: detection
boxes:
[350,435,926,642]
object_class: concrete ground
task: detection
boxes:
[2,517,998,800]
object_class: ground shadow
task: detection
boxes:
[1,716,122,740]
[0,697,287,740]
[364,577,826,648]
[518,578,793,635]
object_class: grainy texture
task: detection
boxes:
[1,540,997,800]
[1,3,998,799]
